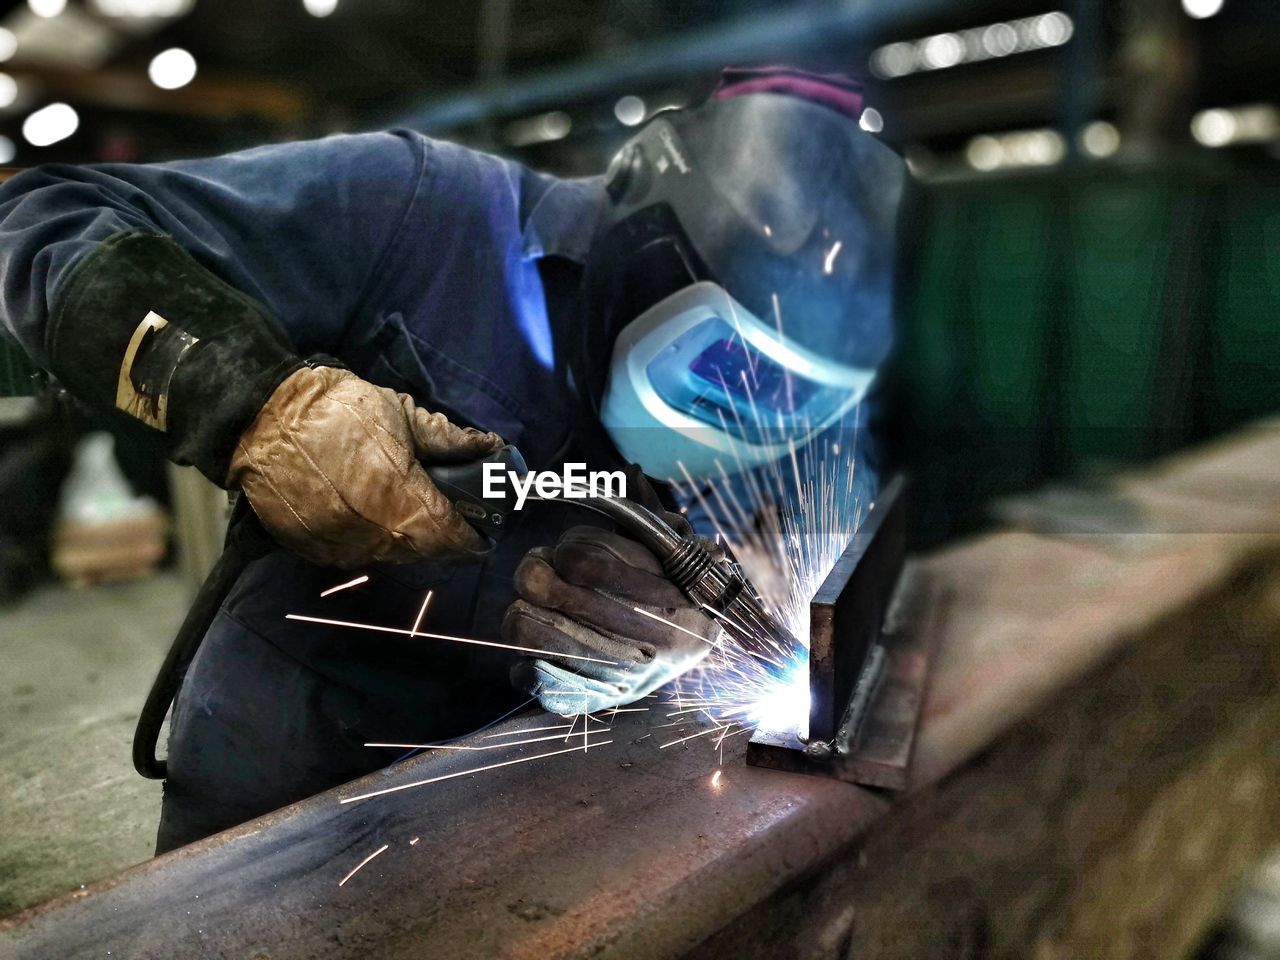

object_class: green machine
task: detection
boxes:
[889,159,1280,546]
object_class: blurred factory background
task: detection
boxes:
[0,0,1277,952]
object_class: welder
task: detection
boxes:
[0,68,903,851]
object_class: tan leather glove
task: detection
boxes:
[227,365,503,568]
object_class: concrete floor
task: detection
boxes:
[0,573,187,917]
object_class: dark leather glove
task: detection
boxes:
[504,469,718,714]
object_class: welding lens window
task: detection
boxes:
[646,316,846,443]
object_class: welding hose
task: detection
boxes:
[568,497,707,591]
[574,495,800,680]
[567,497,683,560]
[132,497,275,779]
[568,496,751,616]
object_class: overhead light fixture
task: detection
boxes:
[965,128,1065,171]
[1191,104,1279,147]
[0,73,17,109]
[920,33,964,70]
[614,95,646,127]
[303,0,338,17]
[504,110,572,147]
[1182,0,1224,18]
[0,28,17,62]
[7,5,118,70]
[981,22,1018,57]
[148,47,196,90]
[23,102,78,146]
[1080,120,1120,158]
[871,12,1074,78]
[27,0,66,17]
[0,135,14,164]
[91,0,195,17]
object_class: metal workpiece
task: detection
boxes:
[0,707,883,960]
[808,475,907,743]
[747,475,929,790]
[1,479,921,960]
[746,592,934,791]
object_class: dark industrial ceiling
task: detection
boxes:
[0,0,1274,172]
[0,0,800,163]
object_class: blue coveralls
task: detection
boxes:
[0,130,879,851]
[0,131,627,848]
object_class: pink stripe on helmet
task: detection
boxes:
[712,65,864,120]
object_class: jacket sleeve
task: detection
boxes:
[0,130,424,367]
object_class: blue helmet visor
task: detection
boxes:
[601,282,876,481]
[645,314,855,445]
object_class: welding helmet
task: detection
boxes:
[584,72,906,483]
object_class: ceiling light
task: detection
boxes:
[1182,0,1224,18]
[965,128,1065,171]
[965,135,1003,171]
[303,0,338,17]
[1191,105,1280,147]
[23,102,78,146]
[92,0,196,16]
[1080,121,1120,158]
[871,12,1075,79]
[0,73,17,109]
[1032,12,1074,47]
[1191,108,1236,146]
[148,47,196,90]
[0,135,13,164]
[28,0,66,17]
[920,33,964,70]
[0,28,17,62]
[870,42,915,78]
[981,23,1018,57]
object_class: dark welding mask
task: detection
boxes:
[584,74,906,482]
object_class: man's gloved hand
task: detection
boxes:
[228,365,502,568]
[504,472,719,714]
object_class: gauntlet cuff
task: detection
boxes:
[47,231,310,485]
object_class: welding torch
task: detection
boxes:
[133,443,798,780]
